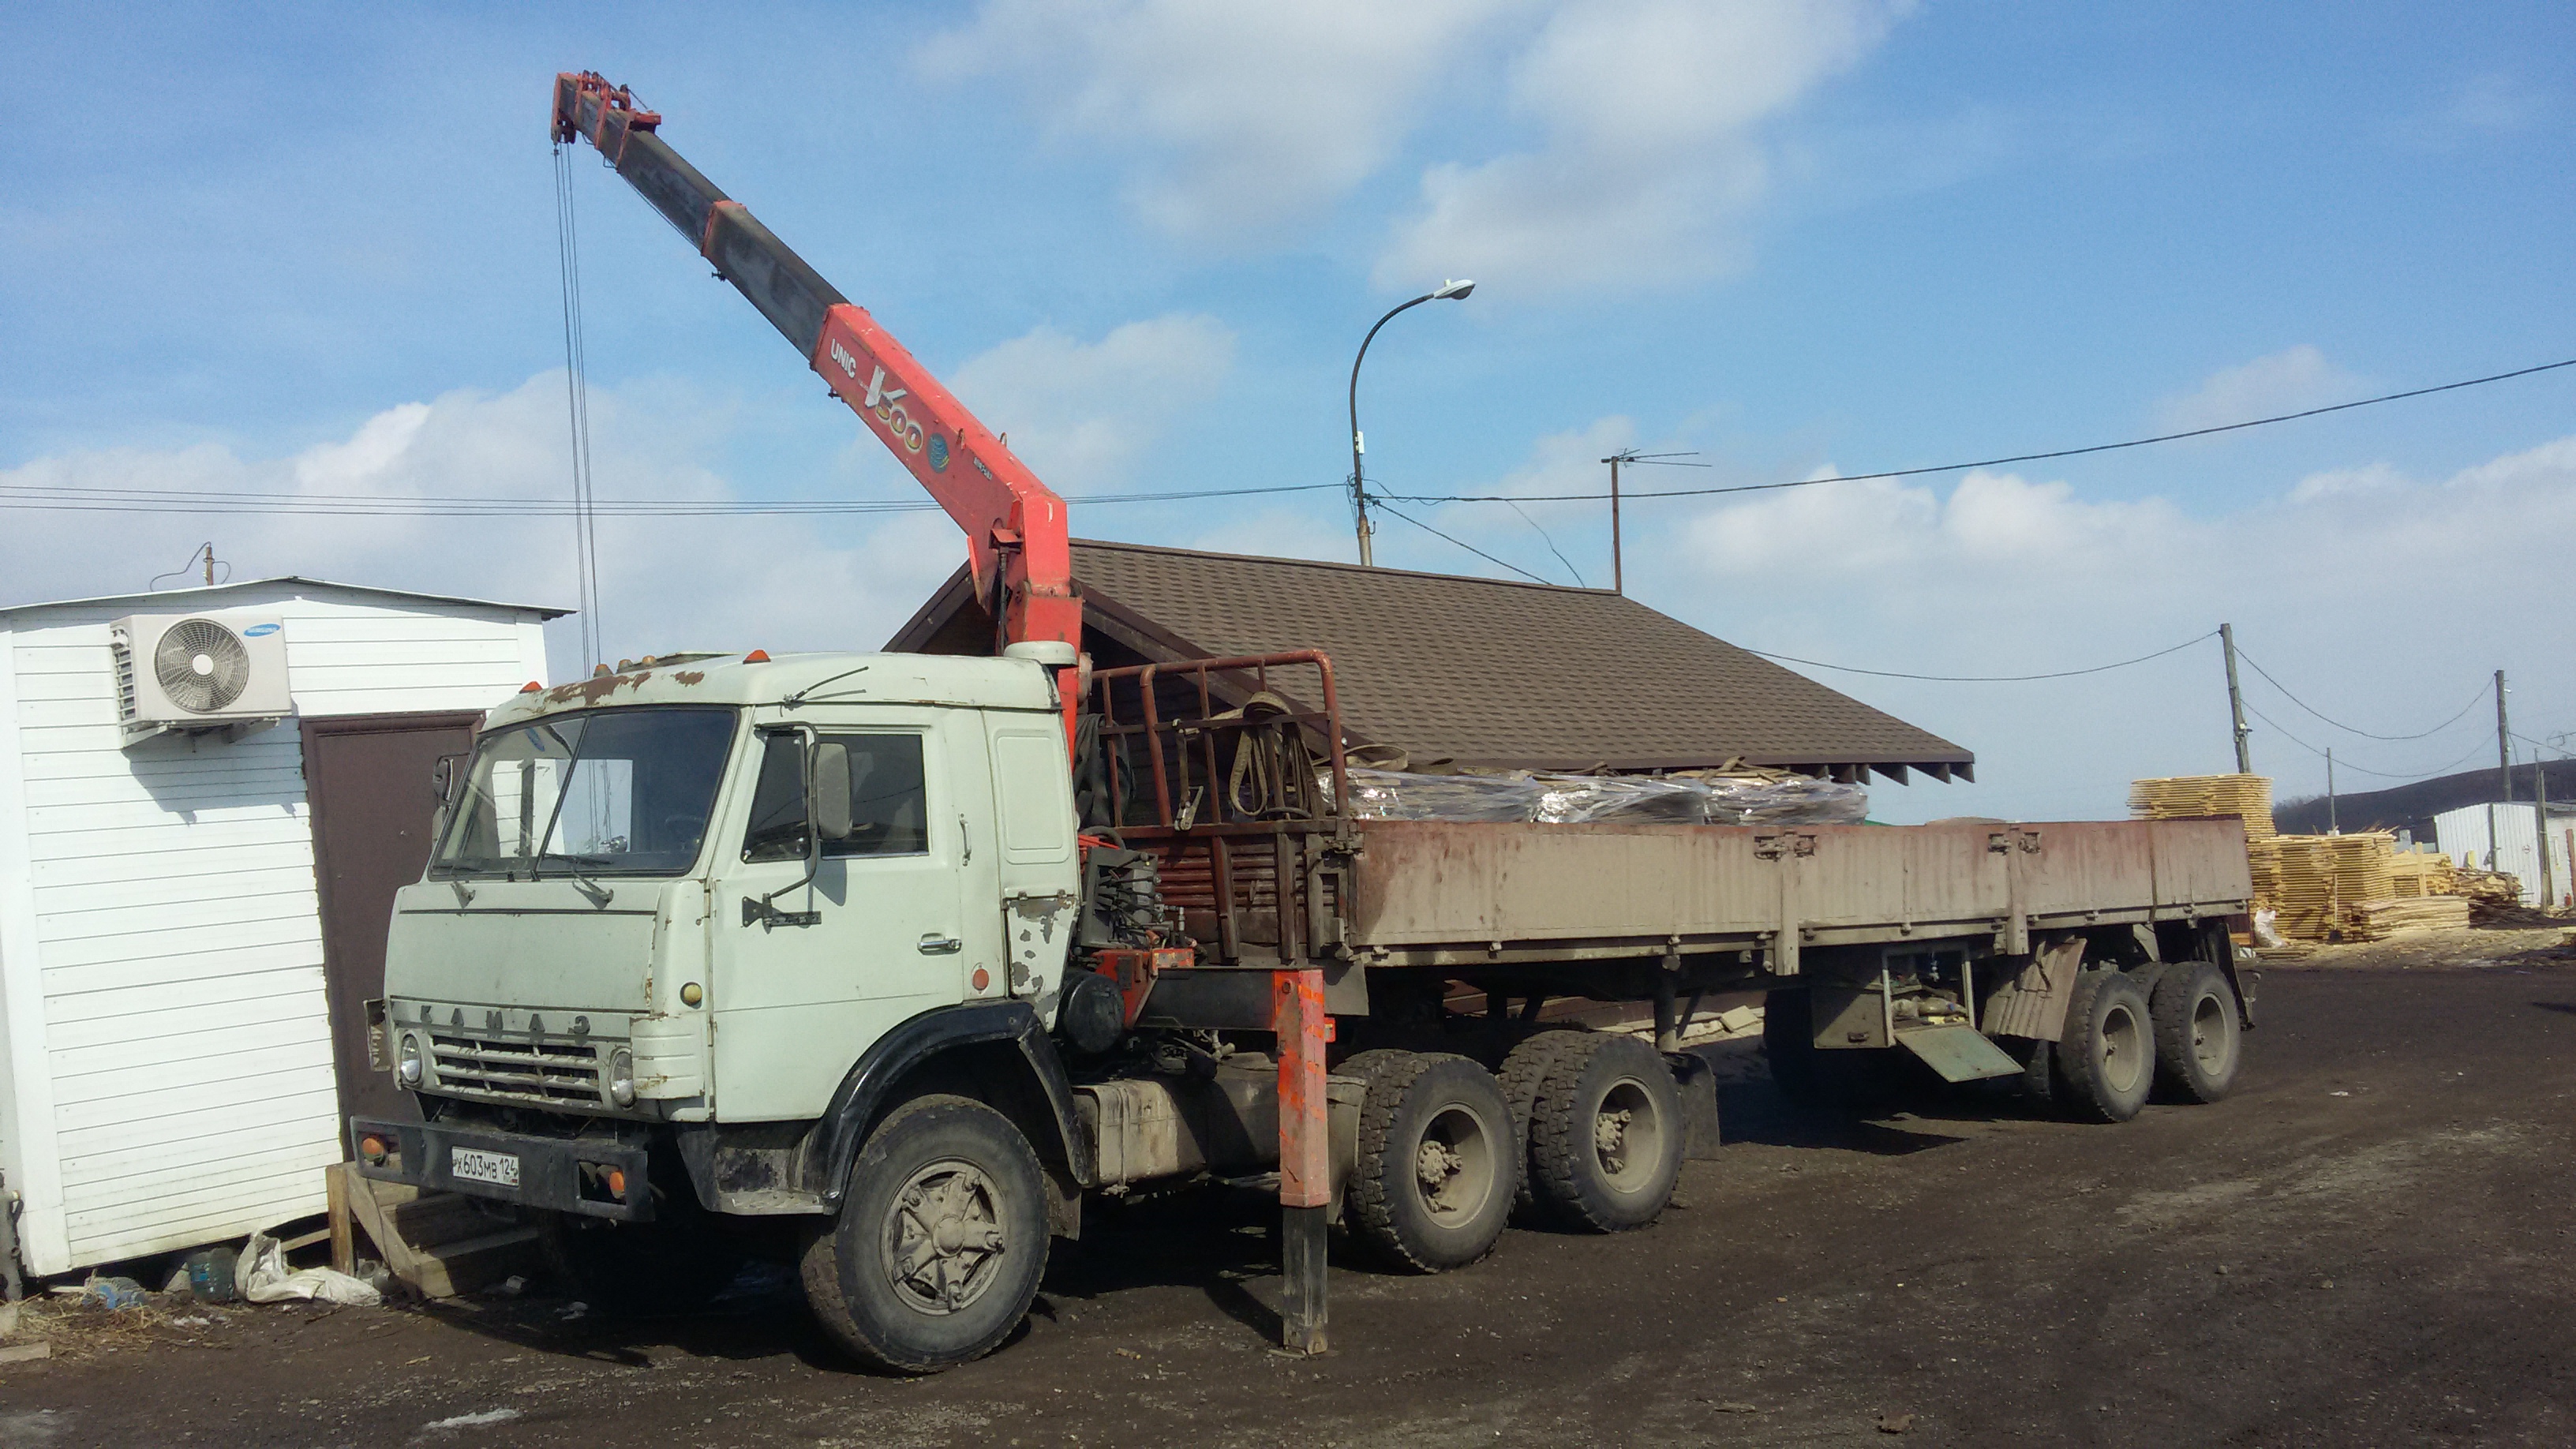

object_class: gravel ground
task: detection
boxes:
[5,942,2574,1447]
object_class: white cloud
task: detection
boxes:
[2155,345,2364,434]
[1630,437,2576,822]
[0,373,964,672]
[1376,0,1909,294]
[916,0,1508,242]
[945,313,1235,492]
[919,0,1908,286]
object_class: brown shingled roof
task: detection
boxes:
[888,539,1971,784]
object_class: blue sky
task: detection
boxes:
[6,2,2571,822]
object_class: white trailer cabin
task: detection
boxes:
[2435,801,2576,910]
[0,578,564,1280]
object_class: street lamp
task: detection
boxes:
[1348,279,1474,566]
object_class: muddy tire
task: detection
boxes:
[801,1095,1050,1373]
[1529,1034,1683,1232]
[2150,960,2242,1103]
[2053,969,2155,1123]
[1499,1032,1582,1222]
[1347,1053,1515,1273]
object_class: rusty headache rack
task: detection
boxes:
[1083,652,1357,971]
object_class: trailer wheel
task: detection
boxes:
[2150,960,2242,1103]
[801,1094,1050,1373]
[1348,1053,1515,1273]
[1499,1032,1582,1223]
[2052,970,2155,1122]
[1530,1035,1683,1232]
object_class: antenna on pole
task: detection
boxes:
[1597,450,1708,595]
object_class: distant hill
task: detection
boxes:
[2275,759,2576,841]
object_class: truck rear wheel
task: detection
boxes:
[1499,1032,1582,1223]
[801,1094,1050,1373]
[1348,1053,1515,1273]
[1530,1034,1683,1232]
[2150,960,2241,1103]
[2053,970,2155,1122]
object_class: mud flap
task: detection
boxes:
[1893,1025,2024,1083]
[1667,1053,1725,1160]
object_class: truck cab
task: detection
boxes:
[379,647,1081,1127]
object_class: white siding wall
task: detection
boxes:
[0,584,550,1275]
[2435,803,2576,910]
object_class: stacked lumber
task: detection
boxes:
[2353,895,2473,934]
[2128,774,2278,837]
[2451,867,2525,905]
[2383,847,2457,899]
[2271,832,2398,940]
[2131,773,2280,906]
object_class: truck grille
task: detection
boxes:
[429,1033,605,1105]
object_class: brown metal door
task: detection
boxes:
[301,711,481,1141]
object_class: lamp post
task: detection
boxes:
[1348,279,1473,566]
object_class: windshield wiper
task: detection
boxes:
[537,852,618,906]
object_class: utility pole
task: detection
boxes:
[1597,448,1705,596]
[1608,454,1623,594]
[2221,623,2252,774]
[2538,762,2555,911]
[2327,749,2338,834]
[2498,670,2513,803]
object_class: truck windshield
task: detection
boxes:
[432,707,737,878]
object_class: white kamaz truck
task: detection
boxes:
[346,76,2260,1374]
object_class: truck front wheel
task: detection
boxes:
[801,1095,1050,1373]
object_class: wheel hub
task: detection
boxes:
[1593,1106,1632,1171]
[883,1160,1008,1316]
[1417,1137,1463,1193]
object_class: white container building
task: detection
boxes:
[2433,800,2576,911]
[0,578,561,1280]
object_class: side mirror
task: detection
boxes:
[811,741,854,841]
[429,753,462,802]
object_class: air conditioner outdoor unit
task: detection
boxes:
[110,612,294,747]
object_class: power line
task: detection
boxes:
[1380,354,2576,507]
[2243,700,2496,781]
[0,480,1346,518]
[2234,649,2488,742]
[1500,500,1584,586]
[1365,495,1552,584]
[1744,631,2217,683]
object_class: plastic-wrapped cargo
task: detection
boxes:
[1693,773,1871,826]
[1532,773,1709,824]
[1334,767,1867,827]
[1339,769,1548,822]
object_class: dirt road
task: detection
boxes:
[7,955,2574,1447]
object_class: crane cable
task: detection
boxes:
[552,141,605,670]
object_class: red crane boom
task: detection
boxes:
[549,72,1081,656]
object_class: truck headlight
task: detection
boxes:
[607,1046,636,1106]
[396,1033,425,1088]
